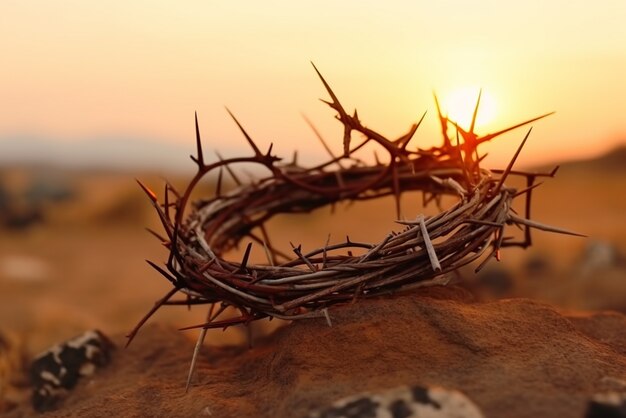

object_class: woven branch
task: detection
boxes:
[128,64,582,343]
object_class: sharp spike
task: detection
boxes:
[514,181,544,198]
[302,113,341,163]
[493,128,533,195]
[225,107,262,156]
[433,91,451,147]
[469,88,482,134]
[311,62,344,114]
[322,234,331,269]
[146,260,178,286]
[185,303,221,392]
[194,111,204,166]
[136,179,158,203]
[373,150,381,166]
[216,167,224,197]
[477,112,555,145]
[455,127,472,187]
[164,184,170,220]
[550,165,560,177]
[392,161,401,219]
[126,287,179,347]
[310,62,352,155]
[166,181,181,198]
[215,151,242,186]
[186,327,207,392]
[290,242,316,272]
[238,242,253,272]
[145,227,167,242]
[509,213,587,237]
[397,111,427,151]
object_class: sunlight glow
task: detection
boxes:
[442,87,498,131]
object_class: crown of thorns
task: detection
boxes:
[128,64,582,345]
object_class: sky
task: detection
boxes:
[1,1,626,170]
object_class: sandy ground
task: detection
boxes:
[5,288,626,418]
[0,147,625,415]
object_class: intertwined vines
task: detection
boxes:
[128,64,582,345]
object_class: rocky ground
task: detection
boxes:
[1,147,626,416]
[4,287,626,417]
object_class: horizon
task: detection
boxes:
[2,1,626,169]
[1,132,624,175]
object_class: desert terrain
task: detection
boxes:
[0,146,625,416]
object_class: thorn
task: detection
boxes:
[186,327,208,393]
[323,308,332,327]
[194,111,204,166]
[397,111,426,151]
[311,62,343,113]
[146,260,178,286]
[373,151,381,166]
[392,161,401,219]
[310,62,351,155]
[493,128,533,195]
[164,184,170,220]
[456,127,472,187]
[261,239,274,267]
[136,179,157,203]
[216,151,242,186]
[166,181,181,198]
[238,242,253,272]
[126,287,179,348]
[185,304,217,392]
[225,107,262,156]
[514,181,543,197]
[509,213,587,237]
[474,248,497,273]
[216,167,224,197]
[145,228,167,242]
[322,234,331,269]
[477,112,555,145]
[290,242,316,272]
[550,165,560,177]
[302,113,341,164]
[433,91,451,147]
[469,88,482,134]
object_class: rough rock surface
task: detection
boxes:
[6,287,626,417]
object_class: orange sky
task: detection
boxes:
[2,1,626,168]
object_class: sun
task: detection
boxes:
[441,87,498,131]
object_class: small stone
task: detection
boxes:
[308,385,484,418]
[586,392,626,418]
[30,330,114,412]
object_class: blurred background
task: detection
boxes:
[1,1,625,356]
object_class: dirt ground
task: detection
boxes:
[5,288,626,418]
[0,147,625,415]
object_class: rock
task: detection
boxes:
[523,252,552,277]
[586,392,626,418]
[30,330,114,412]
[577,241,624,276]
[474,265,514,296]
[306,385,484,418]
[5,287,626,418]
